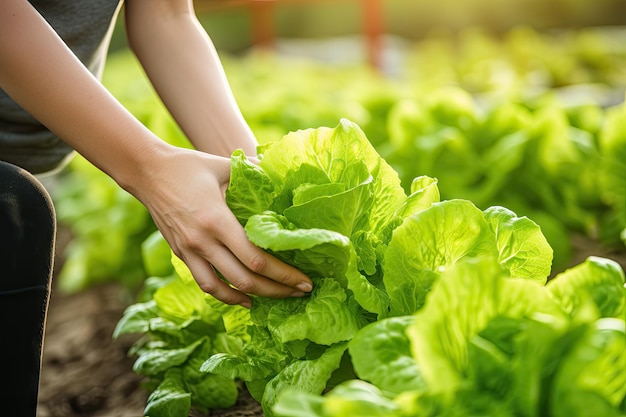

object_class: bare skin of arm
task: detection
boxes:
[124,0,257,157]
[0,0,312,308]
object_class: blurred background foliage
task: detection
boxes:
[108,0,626,53]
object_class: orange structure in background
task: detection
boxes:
[194,0,385,68]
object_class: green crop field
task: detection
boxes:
[49,14,626,417]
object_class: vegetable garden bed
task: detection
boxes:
[36,228,625,417]
[39,27,626,417]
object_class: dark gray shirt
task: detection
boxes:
[0,0,123,174]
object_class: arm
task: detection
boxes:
[124,0,256,157]
[0,0,312,307]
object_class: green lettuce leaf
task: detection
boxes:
[113,300,160,338]
[244,211,352,280]
[262,343,348,417]
[547,256,626,319]
[226,150,276,225]
[266,278,364,345]
[182,340,238,411]
[483,205,553,282]
[550,318,626,417]
[144,368,192,417]
[273,380,401,417]
[133,338,206,376]
[344,248,390,318]
[152,278,210,322]
[200,324,292,381]
[258,118,407,245]
[141,230,175,278]
[383,199,498,316]
[406,257,566,394]
[349,316,424,396]
[395,176,440,219]
[283,179,375,272]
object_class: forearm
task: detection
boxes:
[125,0,257,157]
[1,0,312,307]
[0,0,170,192]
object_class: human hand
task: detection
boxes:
[129,146,312,308]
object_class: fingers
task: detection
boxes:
[206,244,309,299]
[184,243,309,309]
[231,242,313,293]
[146,152,313,307]
[183,251,253,308]
[217,213,313,292]
[180,211,312,308]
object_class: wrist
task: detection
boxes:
[106,133,174,199]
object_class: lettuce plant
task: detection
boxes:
[114,245,250,417]
[273,256,626,417]
[384,89,626,272]
[201,119,555,416]
[116,119,622,417]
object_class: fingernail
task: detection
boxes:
[296,282,313,292]
[290,291,306,297]
[239,301,252,309]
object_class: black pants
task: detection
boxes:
[0,160,55,417]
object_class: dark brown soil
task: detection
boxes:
[36,230,625,417]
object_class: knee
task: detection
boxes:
[0,161,55,235]
[0,161,56,291]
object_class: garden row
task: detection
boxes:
[49,26,626,416]
[113,119,626,417]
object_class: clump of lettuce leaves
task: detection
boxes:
[273,256,626,417]
[116,119,623,417]
[383,91,626,272]
[200,119,555,416]
[114,243,251,417]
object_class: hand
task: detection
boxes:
[131,146,312,308]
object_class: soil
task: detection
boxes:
[36,229,626,417]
